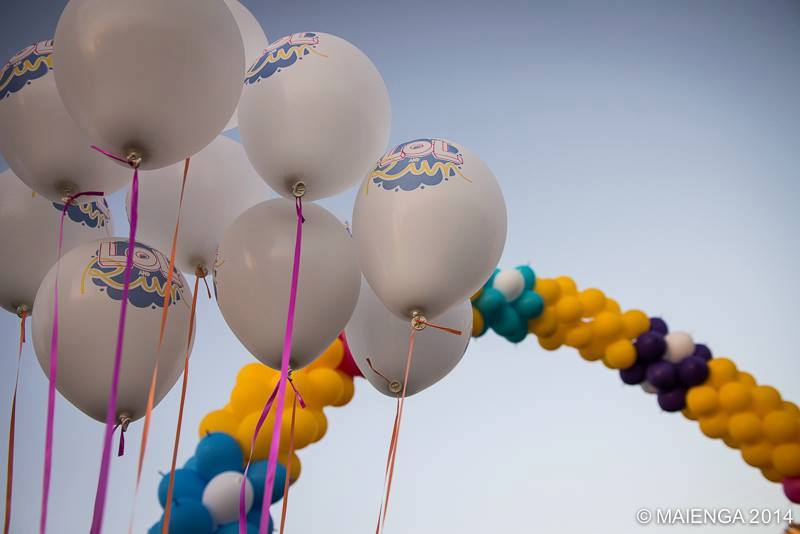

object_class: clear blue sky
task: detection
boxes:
[1,1,799,532]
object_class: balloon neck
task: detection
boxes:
[57,181,78,203]
[15,304,29,319]
[388,381,403,394]
[410,310,427,331]
[291,181,306,198]
[118,413,132,432]
[195,265,208,278]
[125,149,143,169]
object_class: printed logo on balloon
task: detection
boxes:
[367,138,471,193]
[244,32,326,84]
[0,40,53,100]
[52,198,112,229]
[81,240,186,309]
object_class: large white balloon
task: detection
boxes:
[214,199,360,369]
[53,0,246,170]
[238,32,391,200]
[346,279,472,397]
[0,40,130,202]
[202,471,253,526]
[131,136,270,274]
[32,238,192,422]
[0,170,112,314]
[222,0,269,132]
[353,138,507,320]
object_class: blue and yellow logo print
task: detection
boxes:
[244,32,325,85]
[53,198,111,230]
[0,40,53,100]
[81,240,186,309]
[367,139,471,193]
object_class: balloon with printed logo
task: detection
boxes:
[353,138,506,320]
[222,0,269,131]
[214,198,360,369]
[346,278,472,397]
[0,170,113,314]
[31,238,193,422]
[238,32,390,200]
[0,40,130,202]
[132,136,270,274]
[53,0,245,170]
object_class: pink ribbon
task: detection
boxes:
[39,191,103,534]
[87,145,139,534]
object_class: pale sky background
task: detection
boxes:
[1,1,799,532]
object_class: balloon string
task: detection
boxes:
[375,326,417,534]
[239,382,280,534]
[161,273,200,534]
[39,190,103,534]
[130,157,190,533]
[88,150,139,534]
[366,358,393,387]
[3,311,27,534]
[278,395,298,534]
[258,196,305,534]
[200,274,212,299]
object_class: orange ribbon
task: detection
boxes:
[279,395,298,534]
[3,310,26,534]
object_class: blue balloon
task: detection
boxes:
[491,306,522,337]
[195,432,243,481]
[218,516,273,534]
[474,287,505,322]
[512,291,544,319]
[147,520,163,534]
[516,265,536,289]
[157,469,206,507]
[183,456,198,471]
[246,460,287,506]
[162,500,213,534]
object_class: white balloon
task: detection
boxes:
[239,32,390,200]
[222,0,269,132]
[0,40,130,202]
[346,279,471,397]
[202,471,253,526]
[214,199,360,369]
[641,381,658,394]
[0,170,112,314]
[131,136,270,274]
[32,238,192,422]
[54,0,246,170]
[493,269,525,302]
[664,331,695,364]
[353,138,507,320]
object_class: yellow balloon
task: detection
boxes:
[761,466,784,483]
[750,386,783,417]
[288,370,323,408]
[682,407,698,421]
[278,451,302,482]
[564,323,593,349]
[199,409,241,438]
[309,338,344,370]
[538,324,565,351]
[707,358,738,388]
[236,411,276,460]
[592,311,622,339]
[763,410,800,444]
[555,296,582,324]
[718,382,752,413]
[578,288,606,317]
[237,362,274,385]
[603,299,621,314]
[772,443,800,477]
[686,386,719,417]
[741,441,774,468]
[579,338,607,362]
[727,412,762,444]
[783,401,800,417]
[621,310,649,339]
[738,372,757,387]
[310,409,328,443]
[535,279,561,306]
[471,307,484,337]
[555,276,577,295]
[722,435,740,450]
[332,371,355,407]
[529,308,558,337]
[230,378,278,415]
[699,412,729,439]
[603,339,636,370]
[308,368,345,406]
[282,406,318,450]
[470,288,483,302]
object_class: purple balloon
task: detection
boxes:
[692,343,712,361]
[620,361,647,385]
[658,388,687,412]
[678,356,709,387]
[646,361,677,390]
[649,317,668,335]
[635,331,667,364]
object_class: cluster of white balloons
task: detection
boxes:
[0,0,508,431]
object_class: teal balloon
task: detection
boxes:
[485,268,500,288]
[474,287,505,322]
[516,265,536,289]
[195,433,243,481]
[246,460,287,506]
[244,510,275,533]
[513,291,544,319]
[507,323,529,343]
[157,469,205,507]
[162,500,213,534]
[491,306,522,337]
[217,522,261,534]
